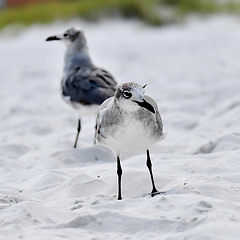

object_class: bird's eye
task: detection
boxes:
[63,33,68,37]
[122,90,132,99]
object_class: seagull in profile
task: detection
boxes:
[46,28,117,148]
[95,82,164,200]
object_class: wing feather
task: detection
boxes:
[62,67,117,105]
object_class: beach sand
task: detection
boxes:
[0,15,240,239]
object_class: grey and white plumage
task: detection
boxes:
[46,28,117,148]
[95,82,164,200]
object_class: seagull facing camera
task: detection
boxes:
[95,82,164,200]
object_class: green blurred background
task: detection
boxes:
[1,0,240,30]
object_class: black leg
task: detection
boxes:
[146,149,162,197]
[73,119,81,148]
[117,156,122,200]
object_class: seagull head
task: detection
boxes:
[46,28,86,48]
[114,82,155,114]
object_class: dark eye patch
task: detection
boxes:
[122,90,132,99]
[63,29,80,41]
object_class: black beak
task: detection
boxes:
[134,99,155,114]
[46,36,61,41]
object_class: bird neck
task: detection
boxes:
[64,45,94,70]
[115,98,140,113]
[65,43,90,59]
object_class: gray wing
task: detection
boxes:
[144,95,159,110]
[95,97,114,142]
[62,67,117,105]
[145,95,163,133]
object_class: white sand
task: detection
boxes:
[0,15,240,239]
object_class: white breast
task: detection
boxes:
[99,113,160,155]
[62,95,100,117]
